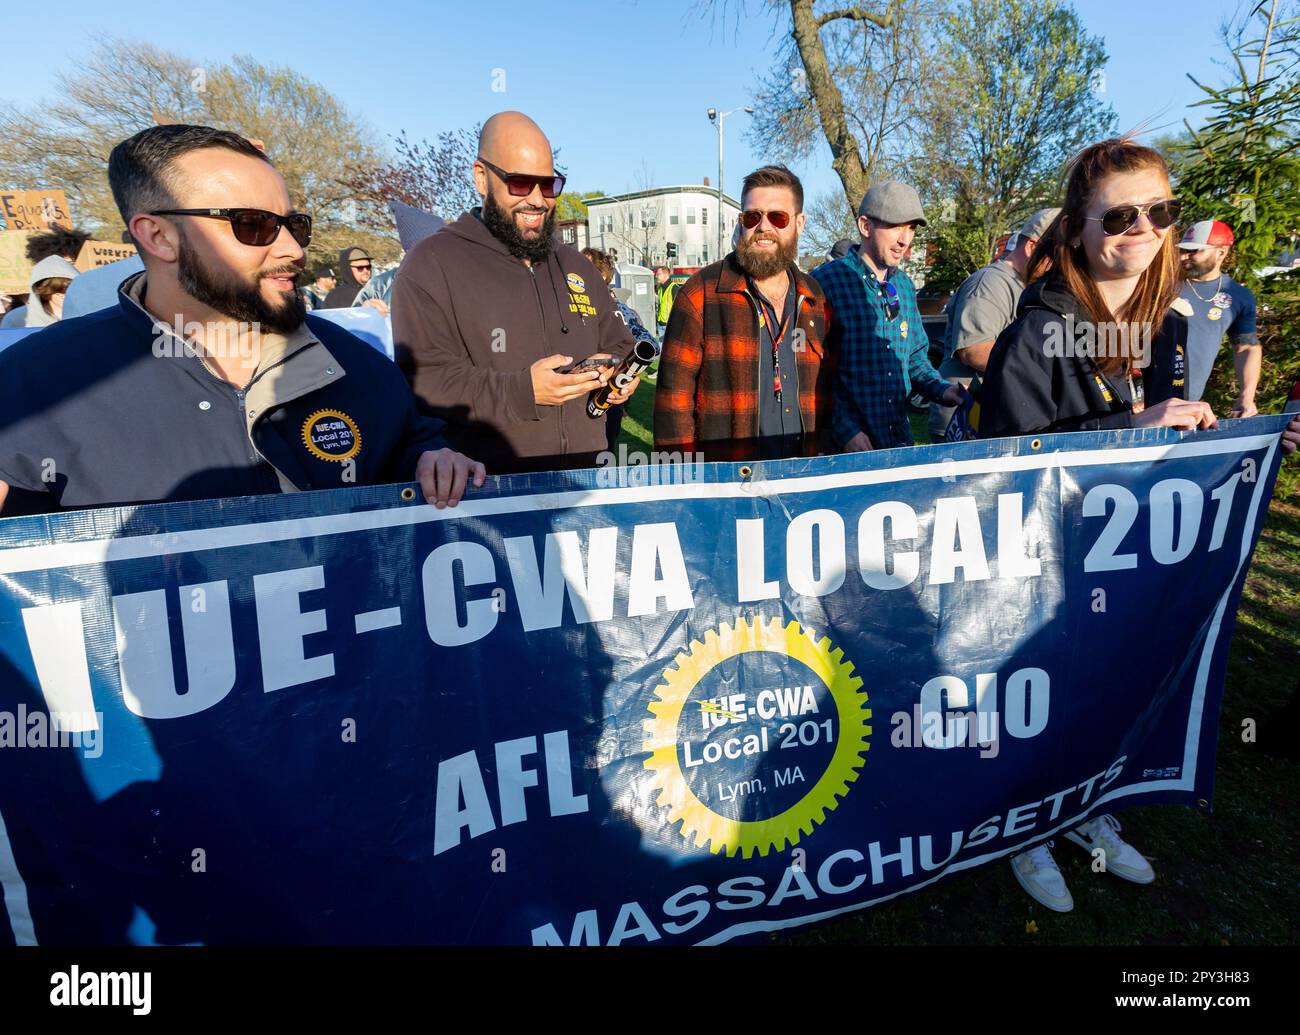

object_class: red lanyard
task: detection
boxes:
[754,284,793,402]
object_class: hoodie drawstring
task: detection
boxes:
[545,255,570,335]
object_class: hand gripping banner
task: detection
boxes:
[0,415,1288,945]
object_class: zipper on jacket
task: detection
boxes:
[741,288,764,440]
[531,262,568,454]
[233,388,261,466]
[195,354,285,480]
[791,294,806,437]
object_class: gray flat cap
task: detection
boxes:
[858,180,926,226]
[1017,207,1060,242]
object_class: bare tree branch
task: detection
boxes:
[817,6,892,28]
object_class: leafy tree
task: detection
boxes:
[711,1,1112,286]
[0,39,396,266]
[745,0,937,211]
[915,0,1115,284]
[1175,0,1300,287]
[556,191,605,222]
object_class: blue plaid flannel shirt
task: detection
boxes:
[811,245,950,449]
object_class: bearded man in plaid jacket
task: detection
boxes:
[653,165,834,463]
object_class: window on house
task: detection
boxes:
[687,208,696,224]
[702,208,708,226]
[669,209,679,225]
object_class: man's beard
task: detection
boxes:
[482,184,556,263]
[735,231,797,279]
[1181,254,1217,279]
[177,230,306,334]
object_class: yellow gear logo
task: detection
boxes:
[301,408,362,463]
[643,616,871,858]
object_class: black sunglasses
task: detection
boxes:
[476,157,566,199]
[878,279,901,321]
[1084,199,1181,237]
[150,208,313,247]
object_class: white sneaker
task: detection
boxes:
[1010,841,1074,912]
[1065,813,1155,885]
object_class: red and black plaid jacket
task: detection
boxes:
[653,255,834,462]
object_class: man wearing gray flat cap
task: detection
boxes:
[928,206,1061,440]
[811,180,964,451]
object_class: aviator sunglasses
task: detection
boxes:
[740,209,792,230]
[150,207,313,247]
[476,157,567,199]
[1083,199,1181,237]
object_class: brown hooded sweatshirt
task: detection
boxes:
[391,208,633,473]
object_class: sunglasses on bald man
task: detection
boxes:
[477,157,567,199]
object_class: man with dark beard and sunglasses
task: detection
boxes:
[391,111,639,475]
[0,124,484,516]
[654,164,835,462]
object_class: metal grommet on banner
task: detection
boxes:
[1197,798,1210,809]
[1030,438,1042,450]
[400,487,417,501]
[739,465,753,479]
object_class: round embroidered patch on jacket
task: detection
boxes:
[301,408,362,462]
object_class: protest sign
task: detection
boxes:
[0,231,34,295]
[74,240,138,272]
[0,190,71,232]
[0,418,1287,945]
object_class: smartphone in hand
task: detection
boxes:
[556,356,618,374]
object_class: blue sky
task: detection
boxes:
[2,0,1253,205]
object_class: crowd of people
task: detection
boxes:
[1,110,1298,917]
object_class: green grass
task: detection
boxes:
[615,358,657,452]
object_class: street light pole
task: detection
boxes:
[707,105,752,262]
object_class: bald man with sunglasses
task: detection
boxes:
[391,111,638,475]
[0,123,484,516]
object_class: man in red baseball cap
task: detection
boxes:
[1178,219,1260,415]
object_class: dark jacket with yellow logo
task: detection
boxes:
[391,208,634,474]
[980,276,1188,439]
[0,273,449,515]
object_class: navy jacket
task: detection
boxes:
[0,278,449,515]
[980,277,1188,438]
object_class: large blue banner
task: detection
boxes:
[0,417,1288,945]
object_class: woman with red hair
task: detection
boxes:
[982,138,1213,438]
[983,138,1298,912]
